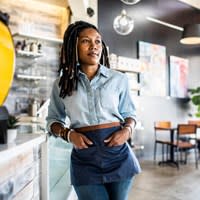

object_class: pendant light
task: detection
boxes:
[120,0,141,5]
[113,9,134,35]
[180,24,200,45]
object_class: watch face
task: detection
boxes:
[0,21,15,105]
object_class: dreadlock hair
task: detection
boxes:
[58,20,110,98]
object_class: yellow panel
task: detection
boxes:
[0,21,15,106]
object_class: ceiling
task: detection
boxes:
[32,0,200,10]
[178,0,200,9]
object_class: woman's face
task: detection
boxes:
[77,28,102,66]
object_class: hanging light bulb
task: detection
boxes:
[113,9,134,35]
[121,0,141,5]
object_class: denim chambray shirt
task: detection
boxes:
[46,65,137,131]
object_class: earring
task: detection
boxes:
[70,69,74,79]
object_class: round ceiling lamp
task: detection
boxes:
[180,24,200,45]
[120,0,141,5]
[113,9,134,35]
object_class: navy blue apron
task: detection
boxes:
[70,126,141,186]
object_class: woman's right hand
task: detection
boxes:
[69,130,93,149]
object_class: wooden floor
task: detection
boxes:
[129,159,200,200]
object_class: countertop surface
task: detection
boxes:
[0,133,47,159]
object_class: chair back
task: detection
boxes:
[153,121,172,162]
[154,121,171,129]
[188,120,200,127]
[177,124,197,136]
[176,124,199,169]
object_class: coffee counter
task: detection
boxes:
[0,133,47,200]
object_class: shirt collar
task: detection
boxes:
[78,64,109,79]
[98,65,109,78]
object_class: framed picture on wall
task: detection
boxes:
[169,55,189,98]
[138,41,167,96]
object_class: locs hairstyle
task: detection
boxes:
[58,20,110,98]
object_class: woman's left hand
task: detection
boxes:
[104,128,130,147]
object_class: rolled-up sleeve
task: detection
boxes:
[118,74,137,123]
[46,79,67,133]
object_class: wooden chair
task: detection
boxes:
[175,124,198,169]
[188,120,200,158]
[188,120,200,127]
[154,121,172,162]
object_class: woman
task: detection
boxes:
[46,21,141,200]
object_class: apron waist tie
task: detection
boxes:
[74,122,121,133]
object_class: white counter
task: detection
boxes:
[0,133,46,157]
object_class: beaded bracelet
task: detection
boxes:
[58,128,70,142]
[63,128,69,142]
[67,129,74,143]
[58,128,65,138]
